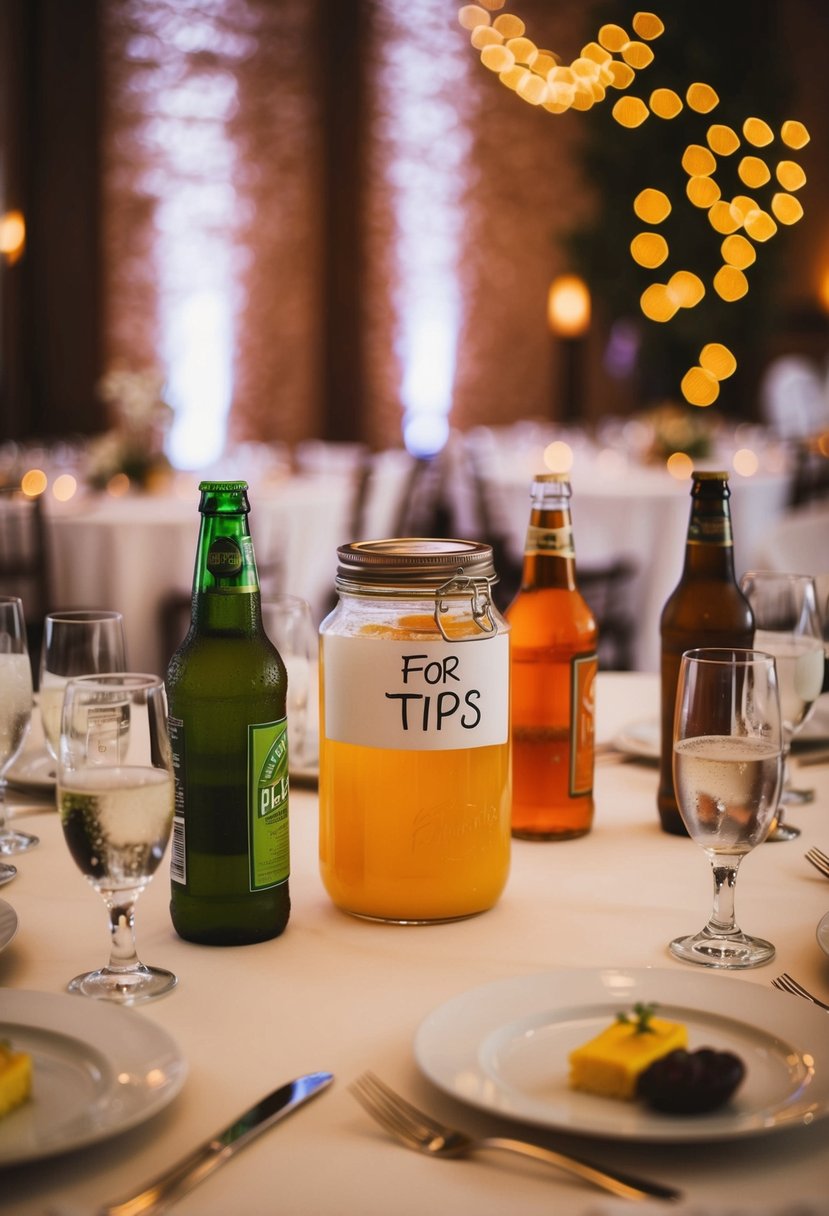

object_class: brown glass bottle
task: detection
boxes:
[658,472,754,835]
[505,474,598,840]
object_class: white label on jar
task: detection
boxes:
[323,633,509,750]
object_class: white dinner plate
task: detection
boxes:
[414,966,829,1144]
[5,750,56,794]
[818,912,829,958]
[0,990,187,1166]
[612,719,659,760]
[0,900,18,953]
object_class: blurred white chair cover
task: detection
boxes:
[759,355,829,438]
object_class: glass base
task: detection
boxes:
[669,927,775,970]
[67,963,177,1004]
[781,786,814,806]
[0,828,39,856]
[766,820,801,842]
[0,862,16,885]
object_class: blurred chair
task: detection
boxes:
[789,433,829,507]
[0,488,51,672]
[759,355,829,440]
[578,558,638,672]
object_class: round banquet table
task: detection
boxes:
[1,673,828,1216]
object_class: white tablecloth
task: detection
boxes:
[2,673,828,1215]
[494,466,791,671]
[43,476,355,677]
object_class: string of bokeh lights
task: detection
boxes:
[458,3,810,409]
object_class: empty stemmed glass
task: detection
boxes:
[0,596,37,855]
[670,648,782,969]
[739,571,825,840]
[261,595,318,770]
[58,673,176,1002]
[39,609,127,763]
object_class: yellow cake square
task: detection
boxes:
[0,1043,32,1118]
[569,1016,687,1100]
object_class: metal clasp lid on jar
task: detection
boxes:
[334,538,498,642]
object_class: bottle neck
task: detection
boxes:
[520,480,577,591]
[681,482,737,580]
[192,493,263,632]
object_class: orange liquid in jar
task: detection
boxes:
[319,614,511,922]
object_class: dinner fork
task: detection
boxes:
[349,1072,680,1203]
[805,847,829,879]
[771,973,829,1012]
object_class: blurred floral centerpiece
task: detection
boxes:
[85,367,173,492]
[641,401,715,464]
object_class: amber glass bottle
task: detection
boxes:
[505,474,598,840]
[658,472,755,835]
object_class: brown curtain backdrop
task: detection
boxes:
[100,0,596,460]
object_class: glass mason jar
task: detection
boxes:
[319,538,511,924]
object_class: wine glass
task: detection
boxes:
[739,571,825,841]
[670,647,782,969]
[39,609,127,762]
[0,595,37,855]
[57,672,176,1003]
[261,594,318,770]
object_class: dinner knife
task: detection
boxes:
[100,1070,334,1216]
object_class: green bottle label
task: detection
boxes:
[248,719,290,890]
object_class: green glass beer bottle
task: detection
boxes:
[166,481,290,944]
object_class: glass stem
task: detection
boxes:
[707,860,742,936]
[106,898,142,973]
[0,778,7,834]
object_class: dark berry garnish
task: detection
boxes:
[637,1047,745,1114]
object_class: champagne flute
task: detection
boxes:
[261,594,318,770]
[0,596,37,855]
[39,610,127,762]
[739,571,825,840]
[58,673,176,1003]
[670,647,782,969]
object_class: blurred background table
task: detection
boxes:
[43,475,355,677]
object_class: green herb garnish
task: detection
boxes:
[616,1002,658,1034]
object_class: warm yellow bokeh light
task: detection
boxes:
[21,468,47,497]
[634,187,671,223]
[700,342,737,380]
[771,192,804,225]
[706,124,740,156]
[0,210,26,263]
[686,82,719,113]
[781,119,810,149]
[598,23,629,52]
[492,13,524,37]
[743,117,774,146]
[713,265,749,301]
[608,60,635,88]
[743,209,777,242]
[52,474,78,502]
[721,234,756,269]
[630,231,669,268]
[732,448,759,477]
[818,266,829,314]
[667,451,695,479]
[686,175,721,208]
[667,270,705,309]
[776,160,806,191]
[682,144,716,176]
[612,96,649,128]
[649,88,682,119]
[632,12,665,40]
[458,5,490,31]
[681,366,720,406]
[621,41,654,70]
[708,200,743,234]
[738,155,771,188]
[641,282,678,322]
[544,440,574,473]
[547,275,591,337]
[481,42,513,71]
